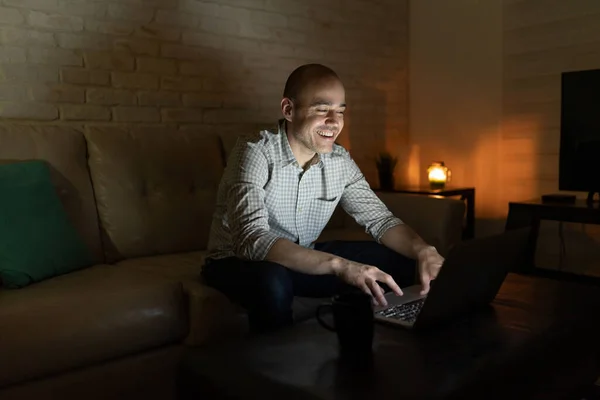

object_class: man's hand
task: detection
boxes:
[335,260,403,307]
[417,246,444,295]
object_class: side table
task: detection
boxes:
[376,186,475,239]
[505,198,600,277]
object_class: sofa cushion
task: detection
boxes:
[115,251,246,346]
[0,264,187,388]
[116,251,355,343]
[0,124,103,262]
[84,126,225,262]
[0,161,94,288]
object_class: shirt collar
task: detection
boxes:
[278,119,324,169]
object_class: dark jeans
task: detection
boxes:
[201,241,416,333]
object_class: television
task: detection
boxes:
[559,68,600,201]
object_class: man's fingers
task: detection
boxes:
[429,263,443,279]
[377,271,403,296]
[359,283,376,304]
[366,278,387,307]
[420,267,431,295]
[420,276,431,295]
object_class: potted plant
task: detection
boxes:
[376,152,398,190]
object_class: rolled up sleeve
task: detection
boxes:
[340,158,404,243]
[226,143,281,260]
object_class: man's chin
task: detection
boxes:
[316,146,334,155]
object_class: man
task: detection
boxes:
[203,64,444,333]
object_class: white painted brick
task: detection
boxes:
[179,61,220,77]
[260,42,295,57]
[216,5,251,21]
[239,22,271,40]
[0,46,27,63]
[262,0,309,17]
[271,28,306,45]
[161,108,203,122]
[199,16,239,36]
[108,4,154,23]
[85,51,134,71]
[202,78,233,92]
[3,0,57,12]
[112,72,158,90]
[113,106,159,122]
[178,0,219,17]
[204,108,267,124]
[86,88,136,105]
[61,104,110,120]
[0,83,29,101]
[250,10,287,28]
[155,10,198,28]
[138,91,180,106]
[182,32,223,49]
[0,101,58,119]
[135,24,180,42]
[27,10,83,31]
[0,7,24,25]
[30,84,84,103]
[222,36,261,53]
[57,32,111,50]
[293,45,322,59]
[0,64,59,82]
[136,57,177,74]
[28,47,82,66]
[85,20,134,36]
[216,0,265,11]
[114,37,160,56]
[61,67,109,85]
[287,16,318,32]
[182,92,222,108]
[161,76,203,91]
[57,0,106,17]
[0,27,55,46]
[222,96,260,109]
[161,44,205,60]
[242,54,273,69]
[118,0,178,8]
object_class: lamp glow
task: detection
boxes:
[427,162,451,189]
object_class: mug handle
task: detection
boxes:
[316,304,336,332]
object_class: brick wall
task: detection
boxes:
[0,0,408,184]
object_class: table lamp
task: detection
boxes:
[427,161,451,189]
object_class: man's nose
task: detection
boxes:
[325,110,339,123]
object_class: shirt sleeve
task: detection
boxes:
[339,157,404,243]
[225,140,281,261]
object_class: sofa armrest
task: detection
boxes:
[344,193,466,257]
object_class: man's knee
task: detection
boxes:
[252,261,294,311]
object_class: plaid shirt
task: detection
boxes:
[206,120,403,261]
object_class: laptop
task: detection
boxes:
[373,228,530,330]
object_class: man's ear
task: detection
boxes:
[281,98,294,122]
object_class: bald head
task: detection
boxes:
[283,64,341,102]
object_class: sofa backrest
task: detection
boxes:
[0,124,104,262]
[84,126,225,262]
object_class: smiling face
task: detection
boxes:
[281,76,346,168]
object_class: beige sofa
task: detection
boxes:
[0,124,466,400]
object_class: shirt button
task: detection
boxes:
[298,208,302,213]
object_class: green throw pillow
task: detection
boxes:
[0,160,94,289]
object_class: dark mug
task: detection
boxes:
[316,292,374,357]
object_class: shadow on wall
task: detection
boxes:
[33,0,408,181]
[146,1,276,152]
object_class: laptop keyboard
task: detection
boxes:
[375,298,425,323]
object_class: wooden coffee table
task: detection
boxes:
[179,274,600,400]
